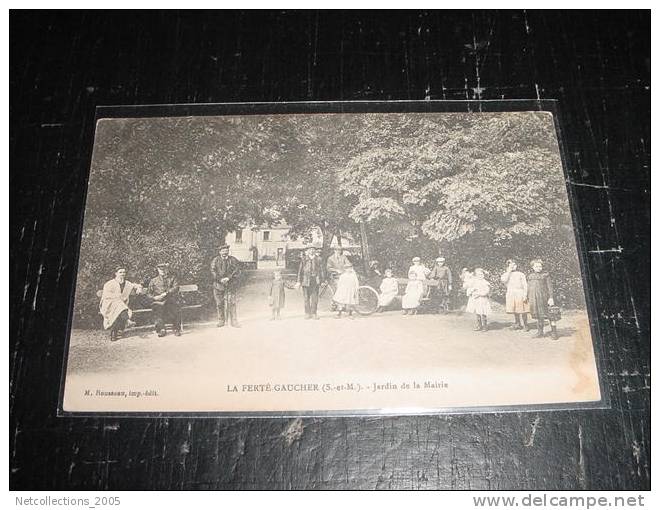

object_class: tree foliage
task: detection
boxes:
[73,112,585,326]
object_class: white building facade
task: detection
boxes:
[225,223,358,268]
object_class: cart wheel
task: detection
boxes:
[356,285,379,315]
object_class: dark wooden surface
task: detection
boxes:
[10,11,649,490]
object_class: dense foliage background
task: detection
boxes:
[74,112,585,326]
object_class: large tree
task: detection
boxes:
[338,112,583,304]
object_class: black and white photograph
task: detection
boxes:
[61,108,602,413]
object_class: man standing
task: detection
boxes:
[429,257,453,313]
[211,244,242,328]
[99,266,142,342]
[148,263,182,337]
[296,246,323,319]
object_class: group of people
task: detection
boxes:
[99,243,559,342]
[460,259,560,339]
[314,252,560,340]
[268,248,455,320]
[99,262,183,341]
[99,244,243,341]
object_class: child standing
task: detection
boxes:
[500,259,530,331]
[429,256,453,313]
[402,271,424,315]
[268,270,286,320]
[466,268,491,331]
[333,263,360,319]
[527,259,558,339]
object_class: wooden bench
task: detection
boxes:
[96,284,202,332]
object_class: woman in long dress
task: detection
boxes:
[500,259,530,330]
[402,271,424,315]
[333,264,360,318]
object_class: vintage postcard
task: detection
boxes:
[60,105,604,415]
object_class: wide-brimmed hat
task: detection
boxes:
[412,256,421,262]
[436,257,445,262]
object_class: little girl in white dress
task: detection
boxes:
[402,271,424,315]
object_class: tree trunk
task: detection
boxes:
[359,221,371,275]
[320,224,334,267]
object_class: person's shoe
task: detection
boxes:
[174,330,182,337]
[551,326,559,340]
[402,310,408,315]
[270,316,276,321]
[216,321,225,328]
[157,330,166,338]
[231,322,242,328]
[474,316,482,331]
[523,324,530,332]
[109,330,118,342]
[534,328,544,338]
[312,314,320,320]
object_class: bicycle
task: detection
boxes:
[284,273,379,316]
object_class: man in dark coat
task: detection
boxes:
[296,246,324,319]
[147,263,182,337]
[211,245,242,328]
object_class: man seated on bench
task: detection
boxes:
[100,266,143,342]
[148,262,182,338]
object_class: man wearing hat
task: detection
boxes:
[211,244,242,328]
[296,246,324,319]
[429,257,453,313]
[147,263,182,337]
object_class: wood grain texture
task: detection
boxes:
[10,11,649,490]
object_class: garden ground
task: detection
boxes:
[62,267,602,413]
